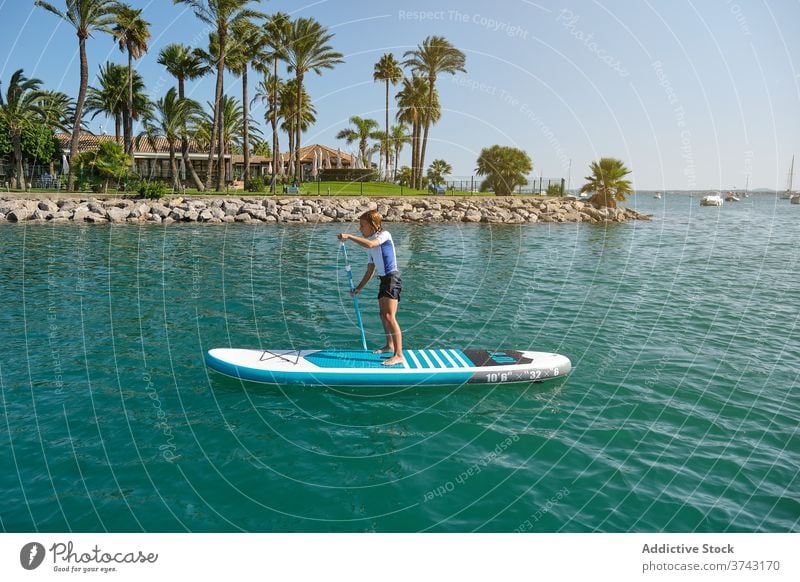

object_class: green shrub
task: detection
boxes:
[246,176,267,192]
[319,168,379,182]
[546,182,563,196]
[137,180,167,199]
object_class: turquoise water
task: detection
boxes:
[1,193,798,532]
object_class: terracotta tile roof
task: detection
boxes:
[55,132,213,156]
[231,144,358,166]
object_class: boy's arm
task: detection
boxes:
[339,233,381,249]
[355,263,375,293]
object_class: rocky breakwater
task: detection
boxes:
[0,196,651,225]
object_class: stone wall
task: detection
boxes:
[0,196,651,225]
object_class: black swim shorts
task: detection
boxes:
[378,272,402,301]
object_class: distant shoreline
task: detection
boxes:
[0,195,652,225]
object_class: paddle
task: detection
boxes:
[340,242,368,351]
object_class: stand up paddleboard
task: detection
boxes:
[205,348,571,387]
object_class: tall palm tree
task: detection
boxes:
[0,70,46,190]
[580,157,633,208]
[396,76,439,188]
[283,16,343,182]
[35,0,119,190]
[198,95,258,170]
[389,123,410,181]
[173,0,264,191]
[38,90,75,134]
[253,72,284,179]
[336,116,379,168]
[403,36,466,189]
[157,43,210,190]
[278,78,315,174]
[259,11,290,192]
[225,19,267,185]
[140,87,201,191]
[38,89,74,176]
[84,61,130,142]
[111,4,150,156]
[373,53,402,180]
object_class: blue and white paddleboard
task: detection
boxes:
[205,348,571,387]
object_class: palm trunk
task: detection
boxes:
[177,78,204,191]
[114,114,121,143]
[126,48,133,156]
[68,35,90,192]
[242,64,250,185]
[12,135,25,191]
[168,139,179,192]
[294,72,302,183]
[393,143,400,181]
[216,31,227,192]
[271,58,279,193]
[412,119,420,189]
[418,83,435,190]
[384,80,390,181]
[206,34,224,191]
[216,95,225,191]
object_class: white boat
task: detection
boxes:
[653,192,662,199]
[790,195,800,204]
[725,191,740,202]
[700,193,723,206]
[781,155,795,200]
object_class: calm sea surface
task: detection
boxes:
[1,193,798,532]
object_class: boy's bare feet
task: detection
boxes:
[382,355,405,366]
[373,346,393,354]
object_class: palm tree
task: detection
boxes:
[157,43,210,190]
[259,11,290,192]
[140,87,202,191]
[580,157,633,208]
[389,123,410,181]
[283,16,343,182]
[173,0,264,191]
[85,62,126,141]
[403,36,466,189]
[0,70,46,190]
[396,76,440,187]
[336,116,379,168]
[72,140,130,193]
[278,79,315,175]
[369,130,388,175]
[253,72,285,182]
[111,4,150,156]
[38,89,74,176]
[35,0,119,191]
[224,19,267,185]
[427,159,452,188]
[475,145,532,196]
[373,53,402,180]
[38,90,74,134]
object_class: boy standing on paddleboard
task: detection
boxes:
[338,210,404,366]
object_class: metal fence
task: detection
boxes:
[443,176,566,195]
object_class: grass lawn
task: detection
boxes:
[1,181,530,198]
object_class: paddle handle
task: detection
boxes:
[341,242,368,351]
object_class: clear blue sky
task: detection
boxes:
[1,0,798,190]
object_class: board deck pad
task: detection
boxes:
[206,347,571,387]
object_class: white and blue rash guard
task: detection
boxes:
[367,230,398,276]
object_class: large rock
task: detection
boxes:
[7,207,35,222]
[38,200,59,213]
[106,207,131,223]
